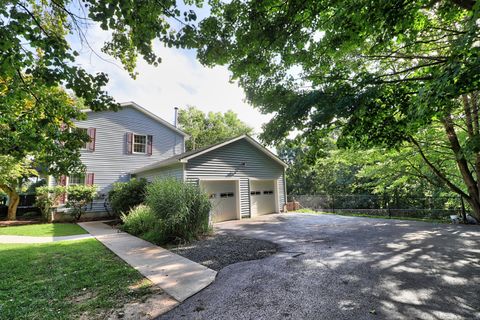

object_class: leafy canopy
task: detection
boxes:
[178,106,253,150]
[196,0,479,148]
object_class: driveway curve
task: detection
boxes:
[159,213,480,320]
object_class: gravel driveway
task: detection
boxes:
[159,213,480,320]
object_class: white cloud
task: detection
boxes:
[70,25,273,137]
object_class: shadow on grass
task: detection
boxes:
[0,223,88,237]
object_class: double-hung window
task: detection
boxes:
[77,128,88,150]
[69,174,85,185]
[133,134,147,154]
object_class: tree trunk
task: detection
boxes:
[7,190,19,221]
[442,115,480,220]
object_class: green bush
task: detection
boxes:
[108,178,147,216]
[120,205,166,244]
[145,179,211,243]
[36,186,66,222]
[25,179,47,194]
[65,185,97,220]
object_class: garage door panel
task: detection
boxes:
[250,180,276,216]
[201,181,237,223]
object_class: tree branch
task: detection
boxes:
[409,136,469,198]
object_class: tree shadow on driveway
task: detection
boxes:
[158,213,480,320]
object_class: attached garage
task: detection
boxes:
[133,135,288,222]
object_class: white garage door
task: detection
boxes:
[250,180,276,216]
[201,180,238,223]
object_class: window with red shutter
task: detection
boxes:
[87,128,96,151]
[59,175,67,204]
[126,132,133,154]
[86,173,95,185]
[147,135,153,155]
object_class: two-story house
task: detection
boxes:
[51,101,287,223]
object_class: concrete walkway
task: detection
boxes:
[78,221,217,302]
[0,234,93,244]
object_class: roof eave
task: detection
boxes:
[83,101,190,138]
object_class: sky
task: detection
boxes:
[69,10,273,137]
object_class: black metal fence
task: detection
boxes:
[290,194,463,221]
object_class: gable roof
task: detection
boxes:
[85,101,189,138]
[132,134,287,174]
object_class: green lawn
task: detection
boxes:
[0,223,88,237]
[0,239,155,320]
[294,209,449,223]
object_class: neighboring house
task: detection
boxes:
[50,101,287,222]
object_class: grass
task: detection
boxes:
[0,223,88,237]
[0,239,155,320]
[294,208,449,223]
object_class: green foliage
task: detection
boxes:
[197,0,478,146]
[197,0,480,217]
[36,186,66,222]
[144,179,211,244]
[278,129,456,200]
[25,179,47,194]
[178,106,253,150]
[108,178,148,216]
[121,205,166,244]
[0,84,93,220]
[65,185,98,221]
[2,0,201,126]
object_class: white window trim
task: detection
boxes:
[70,127,88,150]
[68,174,86,186]
[79,128,88,150]
[133,134,147,154]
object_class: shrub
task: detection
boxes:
[108,178,147,216]
[65,185,97,220]
[120,205,166,244]
[25,179,47,194]
[145,178,211,243]
[36,186,66,222]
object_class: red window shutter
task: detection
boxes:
[126,132,133,154]
[59,175,67,204]
[147,135,153,156]
[87,128,96,151]
[86,173,95,185]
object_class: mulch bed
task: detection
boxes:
[0,218,42,227]
[169,234,278,271]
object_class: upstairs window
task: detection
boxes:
[133,134,147,153]
[76,128,88,149]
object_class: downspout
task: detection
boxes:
[173,107,179,155]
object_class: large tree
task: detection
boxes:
[2,0,201,219]
[178,106,252,150]
[0,81,89,220]
[196,1,480,218]
[2,0,200,109]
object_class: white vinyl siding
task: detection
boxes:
[63,105,185,212]
[135,164,184,182]
[185,139,286,218]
